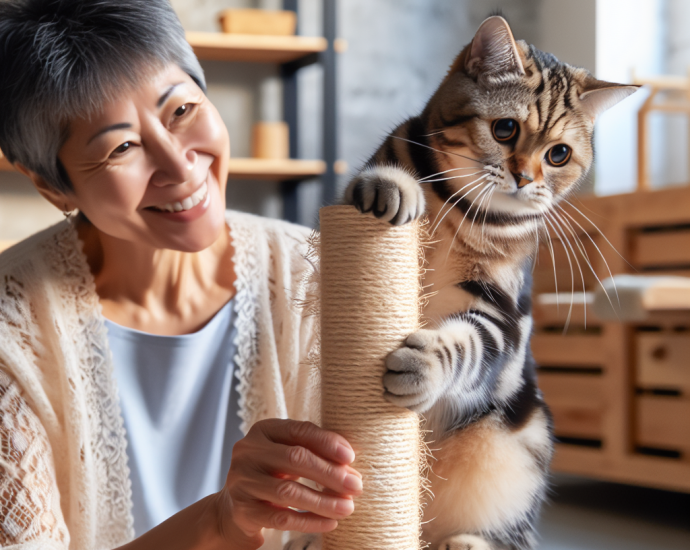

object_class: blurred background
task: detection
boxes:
[1,1,689,548]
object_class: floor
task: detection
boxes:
[537,474,690,549]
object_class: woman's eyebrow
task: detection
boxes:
[87,123,132,145]
[157,82,184,108]
[86,83,186,144]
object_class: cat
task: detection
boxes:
[286,15,637,550]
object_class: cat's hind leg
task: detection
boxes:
[437,533,493,550]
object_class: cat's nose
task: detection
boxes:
[512,172,534,188]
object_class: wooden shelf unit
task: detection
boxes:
[186,31,327,63]
[532,186,690,493]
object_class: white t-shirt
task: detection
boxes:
[105,299,242,536]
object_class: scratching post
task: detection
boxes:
[320,205,421,550]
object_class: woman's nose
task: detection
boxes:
[149,133,197,186]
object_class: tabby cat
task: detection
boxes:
[288,15,637,550]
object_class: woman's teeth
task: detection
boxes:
[153,182,208,213]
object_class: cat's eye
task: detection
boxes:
[491,119,519,143]
[546,144,572,167]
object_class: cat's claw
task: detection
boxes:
[344,165,425,225]
[283,534,321,550]
[383,329,447,413]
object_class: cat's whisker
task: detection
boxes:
[421,129,449,138]
[390,135,484,165]
[421,171,488,184]
[542,214,575,333]
[546,211,588,330]
[468,183,495,240]
[540,222,560,311]
[444,182,493,264]
[563,199,635,273]
[556,204,621,310]
[430,177,488,226]
[430,176,489,235]
[480,185,498,241]
[418,166,484,182]
[420,171,488,185]
[552,210,593,327]
[530,221,541,273]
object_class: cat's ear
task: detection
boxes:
[579,80,640,121]
[465,16,525,78]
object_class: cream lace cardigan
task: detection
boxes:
[0,210,319,550]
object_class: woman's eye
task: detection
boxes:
[174,104,193,118]
[111,142,132,156]
[546,144,572,166]
[492,118,519,142]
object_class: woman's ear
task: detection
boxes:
[15,163,76,213]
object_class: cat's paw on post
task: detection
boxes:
[383,329,447,412]
[344,165,425,225]
[438,533,493,550]
[283,534,322,550]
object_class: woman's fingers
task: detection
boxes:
[249,477,354,520]
[264,443,363,496]
[234,500,338,534]
[259,419,355,465]
[225,419,362,536]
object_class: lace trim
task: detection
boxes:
[44,221,134,547]
[0,370,69,546]
[227,212,262,434]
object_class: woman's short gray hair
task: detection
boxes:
[0,0,206,194]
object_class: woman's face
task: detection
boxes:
[57,63,230,252]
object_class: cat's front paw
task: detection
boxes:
[438,534,492,550]
[283,534,321,550]
[383,329,447,413]
[344,165,425,225]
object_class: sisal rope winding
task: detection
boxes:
[320,205,422,550]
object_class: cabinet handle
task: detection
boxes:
[651,345,667,361]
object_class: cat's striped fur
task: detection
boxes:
[285,15,637,550]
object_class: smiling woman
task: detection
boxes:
[0,2,360,550]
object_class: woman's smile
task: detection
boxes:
[147,179,209,213]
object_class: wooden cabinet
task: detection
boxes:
[532,186,690,493]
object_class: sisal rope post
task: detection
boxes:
[320,205,422,550]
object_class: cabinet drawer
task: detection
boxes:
[636,395,690,454]
[636,334,690,394]
[532,334,604,368]
[632,228,690,268]
[539,373,604,439]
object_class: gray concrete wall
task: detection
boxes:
[296,0,542,225]
[539,0,596,73]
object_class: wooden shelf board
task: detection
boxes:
[551,444,690,493]
[186,32,327,63]
[227,158,325,180]
[0,156,326,181]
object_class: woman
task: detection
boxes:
[0,1,360,549]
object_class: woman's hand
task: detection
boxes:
[213,419,362,549]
